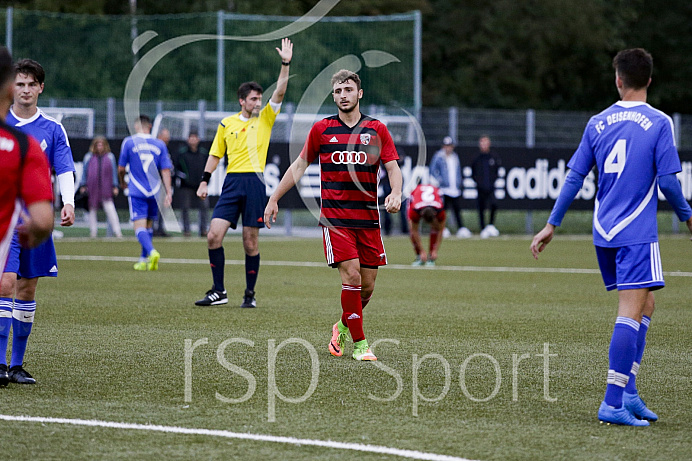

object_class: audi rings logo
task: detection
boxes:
[331,150,368,165]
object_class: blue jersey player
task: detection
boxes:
[531,48,692,426]
[0,59,76,385]
[118,115,172,271]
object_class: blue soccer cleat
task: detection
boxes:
[623,392,658,422]
[598,401,649,426]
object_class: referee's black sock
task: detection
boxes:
[209,247,225,292]
[245,253,260,293]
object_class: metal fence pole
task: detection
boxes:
[106,97,116,138]
[526,108,535,148]
[413,10,422,121]
[217,10,225,112]
[673,113,681,148]
[198,99,206,140]
[5,7,12,54]
[448,106,458,142]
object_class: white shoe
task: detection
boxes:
[456,227,472,238]
[480,227,491,239]
[487,224,500,237]
[52,230,64,239]
[442,228,451,238]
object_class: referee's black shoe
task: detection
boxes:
[0,364,9,387]
[8,365,36,384]
[195,288,228,306]
[240,289,256,308]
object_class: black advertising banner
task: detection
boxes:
[71,139,692,211]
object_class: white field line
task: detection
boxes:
[0,414,475,461]
[57,254,692,277]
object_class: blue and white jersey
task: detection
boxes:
[569,101,681,247]
[119,134,172,199]
[6,107,74,175]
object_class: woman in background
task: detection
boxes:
[79,136,122,238]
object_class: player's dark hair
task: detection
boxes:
[14,58,45,85]
[420,207,437,224]
[137,114,152,126]
[0,47,13,86]
[238,82,263,100]
[612,48,653,90]
[331,69,361,91]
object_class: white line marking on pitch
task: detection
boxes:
[0,414,475,461]
[57,254,692,277]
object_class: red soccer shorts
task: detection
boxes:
[408,206,446,224]
[321,226,387,268]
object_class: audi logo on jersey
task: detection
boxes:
[331,150,369,165]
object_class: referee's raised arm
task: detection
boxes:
[271,38,293,105]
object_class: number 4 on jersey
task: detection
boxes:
[604,139,626,178]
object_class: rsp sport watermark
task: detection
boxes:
[185,338,557,422]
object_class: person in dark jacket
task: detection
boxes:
[471,135,501,238]
[79,136,122,238]
[175,131,209,237]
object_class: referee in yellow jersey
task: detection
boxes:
[195,38,293,308]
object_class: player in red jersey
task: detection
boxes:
[265,69,402,361]
[0,47,53,386]
[408,184,446,266]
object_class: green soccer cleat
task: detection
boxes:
[133,261,148,271]
[411,257,424,266]
[425,259,436,267]
[147,249,160,271]
[353,341,377,361]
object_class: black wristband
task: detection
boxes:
[281,61,290,66]
[201,172,212,183]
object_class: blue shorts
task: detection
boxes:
[4,232,58,278]
[129,196,159,222]
[212,173,267,229]
[595,242,664,291]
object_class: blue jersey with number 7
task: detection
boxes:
[568,100,682,247]
[119,134,172,199]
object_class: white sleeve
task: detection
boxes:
[58,172,76,207]
[269,100,282,113]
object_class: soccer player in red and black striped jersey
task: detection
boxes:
[265,69,402,361]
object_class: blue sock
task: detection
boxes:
[209,247,225,292]
[0,298,13,366]
[245,253,260,293]
[625,315,651,394]
[604,316,640,408]
[10,299,36,368]
[136,227,154,258]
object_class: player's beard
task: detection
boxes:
[339,101,358,113]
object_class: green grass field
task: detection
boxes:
[1,233,691,460]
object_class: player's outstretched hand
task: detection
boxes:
[276,38,293,63]
[61,204,75,227]
[384,194,401,214]
[264,198,279,230]
[530,224,555,260]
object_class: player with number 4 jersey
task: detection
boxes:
[531,48,692,427]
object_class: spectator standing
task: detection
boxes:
[429,136,471,238]
[472,135,501,238]
[79,136,122,238]
[175,131,209,237]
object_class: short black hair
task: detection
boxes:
[138,114,152,126]
[613,48,653,90]
[0,47,13,87]
[238,81,263,100]
[14,58,45,85]
[420,207,437,224]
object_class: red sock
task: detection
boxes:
[341,284,364,342]
[429,230,439,255]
